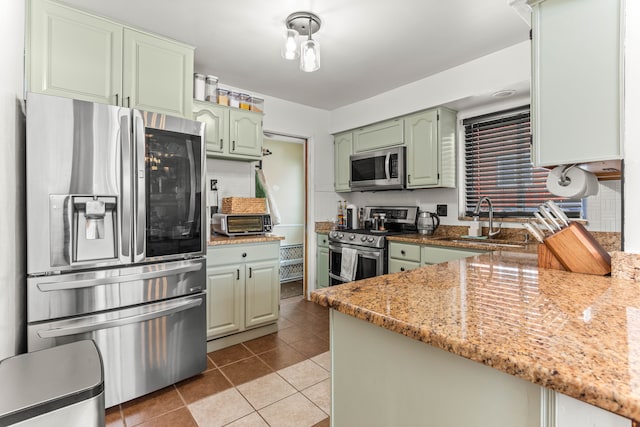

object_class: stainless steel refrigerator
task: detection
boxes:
[25,92,207,408]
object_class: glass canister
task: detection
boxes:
[193,73,205,101]
[205,75,218,102]
[239,93,251,110]
[250,97,264,113]
[217,89,229,106]
[228,91,240,108]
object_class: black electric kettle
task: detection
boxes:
[417,211,440,235]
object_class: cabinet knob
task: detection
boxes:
[400,267,405,272]
[242,252,247,258]
[401,250,406,255]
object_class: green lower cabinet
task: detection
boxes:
[388,241,487,272]
[422,245,486,265]
[316,233,329,289]
[206,242,279,340]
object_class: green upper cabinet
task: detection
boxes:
[334,131,353,192]
[531,0,622,166]
[193,100,227,154]
[27,0,194,118]
[27,0,123,105]
[193,101,262,160]
[229,109,263,158]
[353,119,404,153]
[122,29,193,118]
[405,107,456,189]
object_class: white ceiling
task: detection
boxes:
[61,0,530,110]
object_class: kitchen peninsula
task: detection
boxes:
[311,251,637,426]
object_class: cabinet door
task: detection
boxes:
[405,110,439,188]
[123,28,193,118]
[388,258,420,274]
[28,0,123,105]
[532,0,622,166]
[245,260,280,328]
[334,132,352,192]
[317,246,329,289]
[193,101,228,154]
[206,264,243,339]
[229,109,263,158]
[353,119,404,153]
[422,246,486,265]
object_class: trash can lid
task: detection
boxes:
[0,340,104,425]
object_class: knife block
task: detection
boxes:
[538,222,611,275]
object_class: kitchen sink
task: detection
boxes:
[430,236,527,248]
[447,239,526,248]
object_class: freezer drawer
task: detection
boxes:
[28,258,205,323]
[28,293,206,408]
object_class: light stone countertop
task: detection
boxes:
[208,234,284,246]
[311,251,640,421]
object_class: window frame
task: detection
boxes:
[458,103,583,221]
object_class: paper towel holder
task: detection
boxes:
[558,164,577,187]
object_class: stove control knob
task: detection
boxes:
[349,234,356,240]
[330,231,338,238]
[361,236,367,242]
[338,233,344,239]
[367,236,375,243]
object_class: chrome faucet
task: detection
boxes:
[473,196,501,238]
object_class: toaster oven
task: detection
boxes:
[211,213,272,236]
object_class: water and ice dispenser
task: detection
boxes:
[49,195,118,266]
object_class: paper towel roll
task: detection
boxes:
[546,166,598,198]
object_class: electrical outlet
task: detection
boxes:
[436,204,447,217]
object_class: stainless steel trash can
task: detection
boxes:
[0,340,104,427]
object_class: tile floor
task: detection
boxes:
[105,295,330,427]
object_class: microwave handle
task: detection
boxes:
[385,152,391,180]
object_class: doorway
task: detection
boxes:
[257,133,307,299]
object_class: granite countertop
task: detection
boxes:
[208,234,284,246]
[311,251,640,421]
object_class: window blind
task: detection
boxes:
[463,106,582,218]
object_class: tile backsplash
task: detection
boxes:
[586,180,621,232]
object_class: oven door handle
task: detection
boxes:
[329,272,349,283]
[329,244,382,258]
[37,297,203,338]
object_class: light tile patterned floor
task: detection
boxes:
[105,295,330,427]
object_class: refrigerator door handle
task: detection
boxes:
[120,111,132,260]
[36,263,203,292]
[37,297,203,338]
[133,111,146,262]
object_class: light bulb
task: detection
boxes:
[300,39,320,72]
[281,28,299,60]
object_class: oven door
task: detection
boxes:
[328,243,385,286]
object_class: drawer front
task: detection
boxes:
[388,258,421,274]
[422,246,486,265]
[207,242,279,266]
[388,242,421,262]
[317,233,329,248]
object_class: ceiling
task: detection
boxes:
[60,0,530,110]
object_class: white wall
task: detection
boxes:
[624,0,640,252]
[326,40,621,234]
[0,1,26,359]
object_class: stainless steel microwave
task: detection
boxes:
[350,146,405,191]
[211,213,272,236]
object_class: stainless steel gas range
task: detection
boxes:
[328,206,418,286]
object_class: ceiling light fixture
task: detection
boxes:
[283,12,321,72]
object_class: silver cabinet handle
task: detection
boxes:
[37,297,203,338]
[37,263,202,292]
